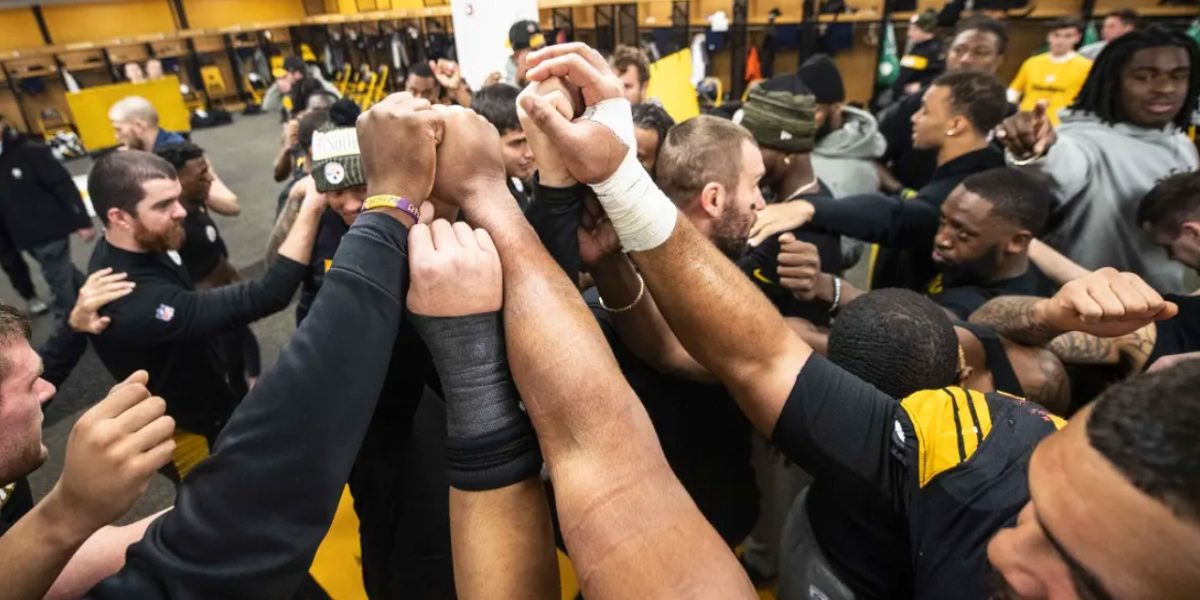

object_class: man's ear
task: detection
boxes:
[1181,221,1200,241]
[698,182,725,218]
[957,364,974,387]
[946,115,968,137]
[1006,229,1034,255]
[107,208,134,231]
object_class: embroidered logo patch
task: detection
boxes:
[206,225,218,243]
[324,161,346,186]
[155,304,176,322]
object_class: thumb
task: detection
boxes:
[779,232,796,244]
[520,93,575,145]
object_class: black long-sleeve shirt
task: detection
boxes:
[805,147,1005,291]
[87,211,411,599]
[87,238,305,435]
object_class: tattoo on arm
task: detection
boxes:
[1027,350,1071,417]
[265,191,304,265]
[970,296,1061,347]
[1047,332,1119,364]
[1117,325,1157,374]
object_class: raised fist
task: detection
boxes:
[1038,268,1177,338]
[356,92,441,202]
[430,104,508,209]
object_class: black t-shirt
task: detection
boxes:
[1147,294,1200,366]
[0,478,33,538]
[773,355,1064,600]
[584,288,759,546]
[179,205,228,284]
[927,263,1055,320]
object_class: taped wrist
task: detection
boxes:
[409,312,542,491]
[581,97,678,252]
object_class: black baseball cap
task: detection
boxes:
[508,20,545,51]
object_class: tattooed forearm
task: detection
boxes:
[1026,349,1071,417]
[970,296,1062,347]
[1047,332,1119,364]
[1117,324,1157,374]
[265,189,304,265]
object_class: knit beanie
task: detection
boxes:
[311,124,365,192]
[738,86,817,154]
[796,55,845,104]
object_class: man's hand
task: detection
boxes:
[430,104,508,209]
[407,220,502,317]
[1036,268,1178,338]
[46,371,175,535]
[518,77,581,188]
[578,195,620,267]
[996,99,1056,160]
[776,234,824,301]
[299,176,329,214]
[431,59,463,91]
[76,227,96,243]
[69,268,135,334]
[518,43,629,184]
[748,201,815,247]
[357,92,441,201]
[281,119,300,148]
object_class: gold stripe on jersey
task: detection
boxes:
[171,430,211,480]
[900,387,994,488]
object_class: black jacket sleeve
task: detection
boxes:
[525,175,586,279]
[87,211,410,600]
[99,258,306,344]
[806,192,940,250]
[30,143,92,230]
[37,319,87,387]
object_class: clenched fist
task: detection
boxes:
[49,371,175,534]
[1036,268,1177,338]
[776,234,823,301]
[357,92,442,202]
[430,104,508,210]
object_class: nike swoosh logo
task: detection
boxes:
[752,268,776,285]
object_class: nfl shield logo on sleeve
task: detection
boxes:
[155,304,175,322]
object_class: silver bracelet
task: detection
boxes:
[599,272,646,313]
[829,276,843,313]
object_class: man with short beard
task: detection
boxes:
[84,150,323,481]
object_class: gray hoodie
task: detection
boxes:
[1018,112,1199,293]
[811,105,888,268]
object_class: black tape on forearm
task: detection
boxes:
[409,312,543,491]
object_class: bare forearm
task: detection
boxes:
[631,214,811,434]
[46,512,166,600]
[1030,239,1088,286]
[449,480,557,600]
[205,165,240,216]
[0,492,94,600]
[970,296,1063,347]
[266,193,304,265]
[591,255,714,383]
[273,146,293,182]
[276,203,322,266]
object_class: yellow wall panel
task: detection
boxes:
[386,0,427,8]
[42,0,175,44]
[337,0,357,14]
[0,8,47,52]
[184,0,305,28]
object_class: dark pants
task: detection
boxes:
[27,238,84,318]
[0,229,36,300]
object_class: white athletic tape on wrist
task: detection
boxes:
[583,97,677,252]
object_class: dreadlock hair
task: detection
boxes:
[828,289,960,399]
[1069,25,1200,130]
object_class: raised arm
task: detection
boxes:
[970,268,1177,347]
[88,93,427,598]
[408,222,556,600]
[39,269,135,386]
[435,94,753,596]
[748,191,940,250]
[100,195,322,344]
[203,161,239,217]
[1029,239,1089,286]
[0,372,174,600]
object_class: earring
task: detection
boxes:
[784,156,792,165]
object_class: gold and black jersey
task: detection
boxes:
[774,355,1065,600]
